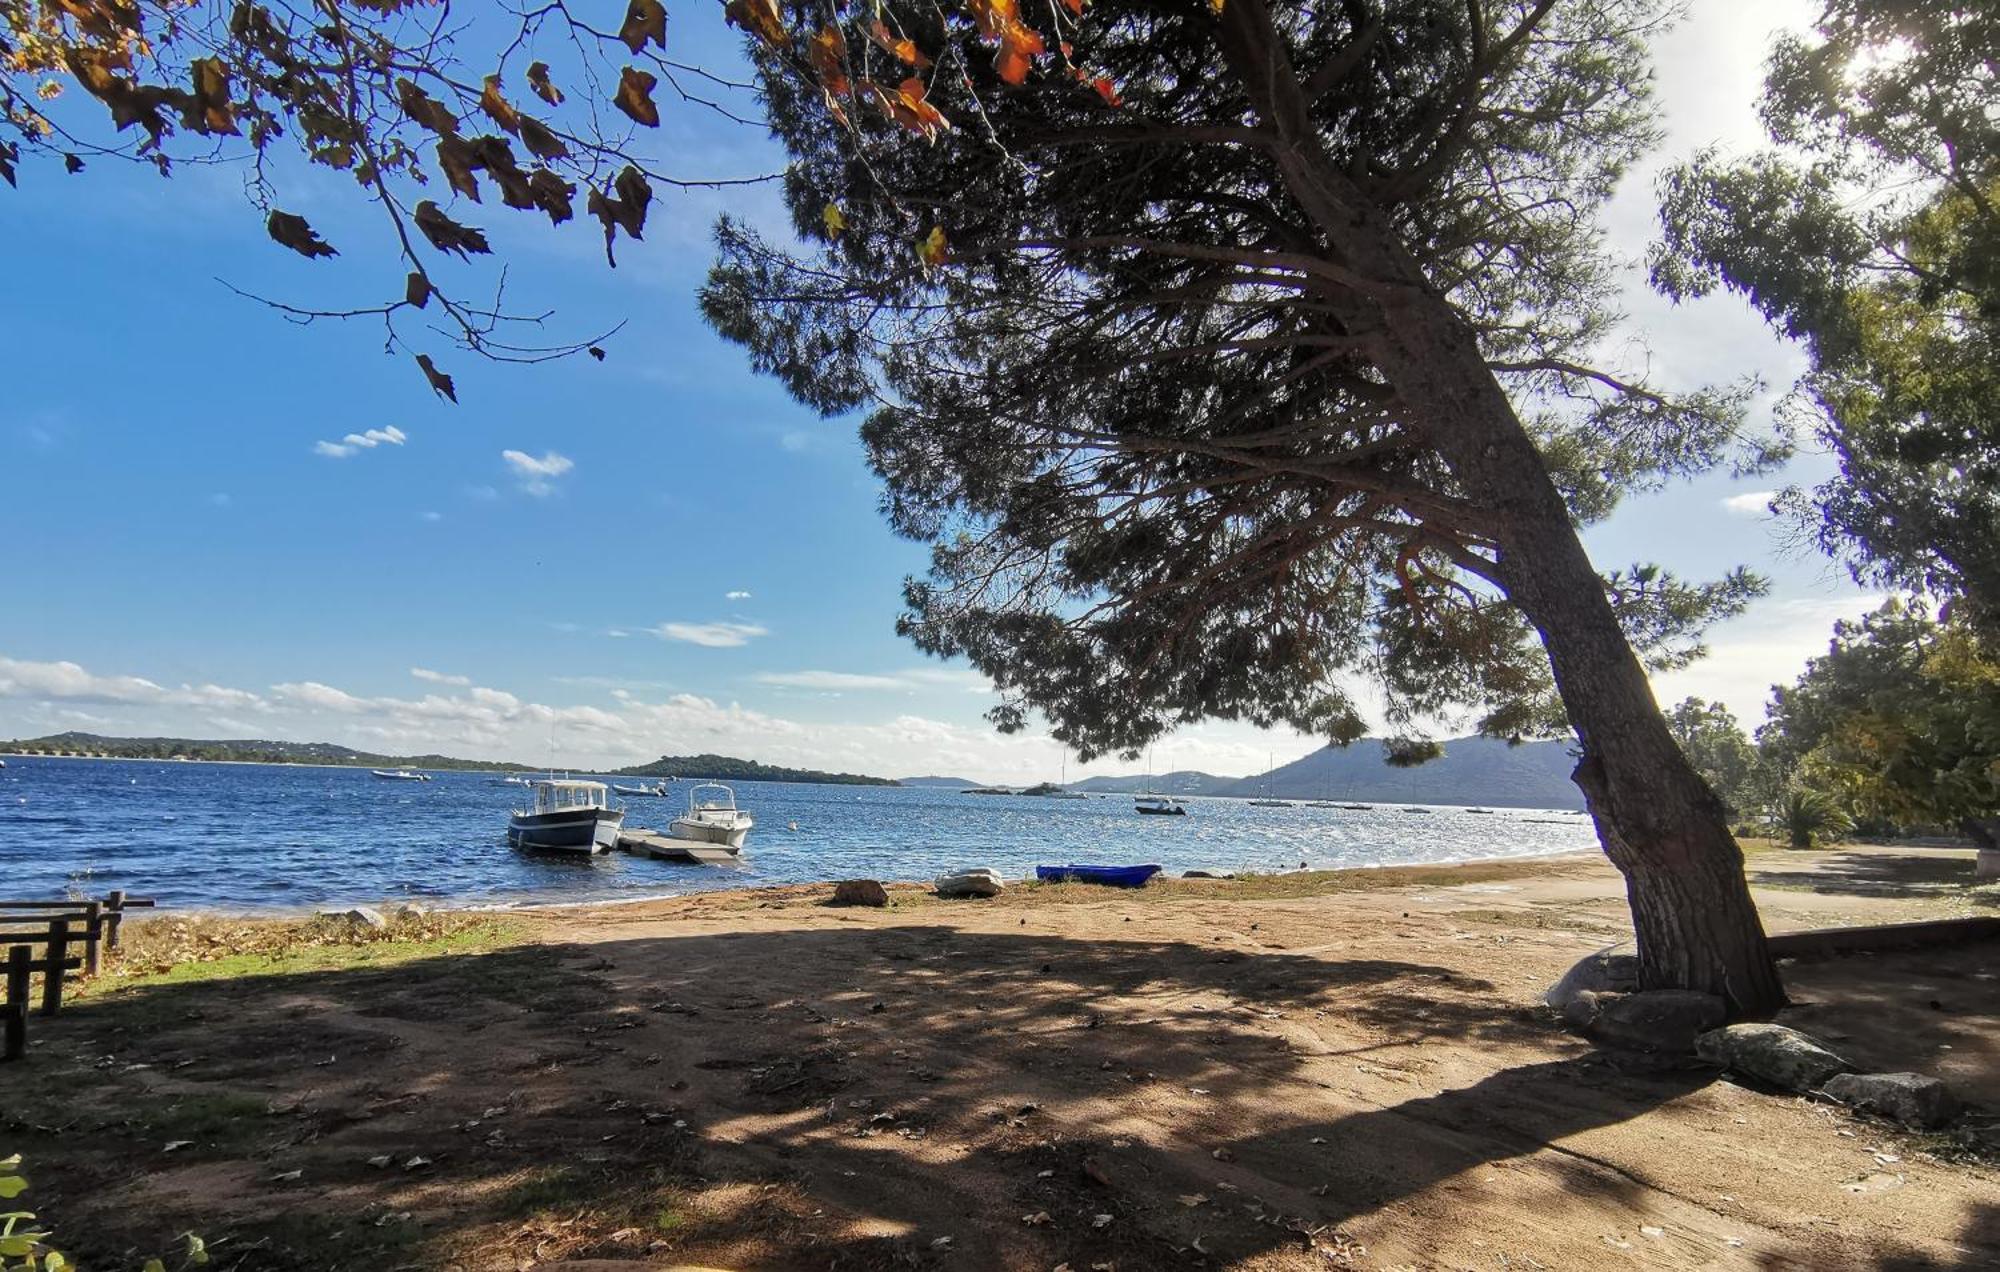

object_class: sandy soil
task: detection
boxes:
[4,845,1995,1271]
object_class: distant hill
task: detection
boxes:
[1072,769,1240,796]
[615,753,897,786]
[1224,736,1582,808]
[1071,736,1584,809]
[898,775,981,788]
[1,731,533,772]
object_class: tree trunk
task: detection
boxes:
[1215,0,1787,1017]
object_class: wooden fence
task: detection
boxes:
[0,891,155,1061]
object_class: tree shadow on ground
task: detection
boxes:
[1750,847,1995,905]
[2,922,1992,1270]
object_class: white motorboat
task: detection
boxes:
[488,774,532,787]
[508,779,624,854]
[372,769,431,782]
[669,782,753,851]
[1134,793,1186,816]
[612,781,670,797]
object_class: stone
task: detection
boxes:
[830,879,889,907]
[1823,1072,1961,1129]
[1584,989,1727,1053]
[1694,1022,1853,1092]
[934,868,1005,898]
[319,906,387,929]
[1544,947,1641,1011]
[391,902,430,920]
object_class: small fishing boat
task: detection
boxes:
[1467,807,1495,814]
[1247,798,1294,808]
[1304,800,1341,809]
[1134,793,1186,816]
[1401,806,1432,814]
[1036,863,1161,888]
[670,782,754,852]
[1339,803,1374,811]
[508,779,624,853]
[612,781,670,797]
[372,769,431,782]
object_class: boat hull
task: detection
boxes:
[1035,864,1161,888]
[509,807,625,853]
[1134,804,1185,816]
[669,815,751,851]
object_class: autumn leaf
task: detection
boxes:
[867,19,931,69]
[188,57,238,135]
[413,200,491,257]
[415,353,456,403]
[1209,0,1224,12]
[724,0,790,49]
[436,135,481,201]
[479,75,521,135]
[526,61,564,106]
[527,168,576,225]
[916,224,949,269]
[517,116,568,162]
[994,23,1046,85]
[266,210,337,258]
[615,66,660,127]
[822,202,847,238]
[588,346,607,361]
[405,271,431,308]
[396,78,459,136]
[863,77,951,142]
[0,141,15,188]
[1081,70,1122,107]
[620,0,668,52]
[64,152,85,174]
[807,25,851,98]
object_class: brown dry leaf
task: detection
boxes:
[414,354,457,403]
[1021,1211,1052,1226]
[479,75,521,135]
[724,0,790,48]
[188,57,238,134]
[436,135,481,201]
[517,116,568,162]
[615,66,660,127]
[266,210,336,258]
[1178,1193,1209,1207]
[527,168,575,225]
[413,199,491,257]
[396,77,459,136]
[526,60,564,106]
[619,0,667,52]
[404,271,431,308]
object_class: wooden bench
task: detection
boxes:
[0,892,156,1061]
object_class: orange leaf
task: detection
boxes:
[867,19,932,69]
[915,224,949,269]
[808,25,851,97]
[1088,73,1121,107]
[480,75,521,134]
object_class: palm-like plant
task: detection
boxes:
[1772,787,1854,850]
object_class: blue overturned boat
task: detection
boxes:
[1035,863,1162,888]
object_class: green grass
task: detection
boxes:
[83,917,526,995]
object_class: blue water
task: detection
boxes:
[0,757,1599,911]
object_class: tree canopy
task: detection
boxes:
[1664,696,1760,818]
[1654,3,1999,629]
[705,0,1767,761]
[1759,598,2000,832]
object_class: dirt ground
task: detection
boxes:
[3,844,1996,1271]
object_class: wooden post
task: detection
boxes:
[82,900,102,976]
[105,890,126,950]
[4,945,28,1060]
[40,919,67,1016]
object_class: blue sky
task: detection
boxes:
[0,0,1877,782]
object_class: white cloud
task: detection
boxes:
[501,449,574,496]
[725,590,753,601]
[1721,490,1777,516]
[757,670,918,692]
[1650,591,1887,725]
[0,655,265,711]
[754,667,994,694]
[653,621,769,648]
[421,511,443,523]
[410,667,472,687]
[314,426,408,459]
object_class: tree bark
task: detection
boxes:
[1210,0,1784,1016]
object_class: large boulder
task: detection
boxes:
[1544,948,1640,1012]
[1582,990,1727,1053]
[1695,1023,1853,1092]
[830,879,890,907]
[318,906,388,930]
[934,868,1005,898]
[1824,1072,1961,1129]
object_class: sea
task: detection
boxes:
[0,756,1599,912]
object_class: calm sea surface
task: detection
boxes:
[0,757,1598,912]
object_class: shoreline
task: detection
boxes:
[135,845,1608,920]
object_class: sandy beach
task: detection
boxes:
[6,843,1995,1270]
